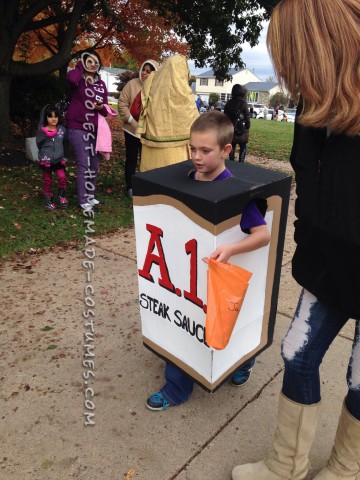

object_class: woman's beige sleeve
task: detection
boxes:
[118,83,132,122]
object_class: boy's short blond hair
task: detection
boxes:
[190,111,234,149]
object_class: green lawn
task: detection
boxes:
[0,136,133,260]
[0,119,294,260]
[248,118,294,161]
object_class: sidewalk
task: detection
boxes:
[0,178,356,480]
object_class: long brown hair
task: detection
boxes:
[267,0,360,136]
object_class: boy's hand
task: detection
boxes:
[204,245,234,264]
[202,225,271,265]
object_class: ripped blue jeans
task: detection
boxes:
[281,289,360,420]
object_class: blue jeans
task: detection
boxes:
[282,289,360,420]
[161,358,256,405]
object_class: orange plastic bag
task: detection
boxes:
[205,258,252,350]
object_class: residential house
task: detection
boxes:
[243,82,284,106]
[99,67,126,94]
[195,68,262,104]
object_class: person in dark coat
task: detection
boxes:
[224,84,251,162]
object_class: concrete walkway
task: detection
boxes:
[0,182,357,480]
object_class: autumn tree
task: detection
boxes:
[1,0,90,141]
[15,0,188,75]
[149,0,280,79]
[269,92,290,109]
[1,0,280,143]
[1,0,189,141]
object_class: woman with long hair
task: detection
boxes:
[232,1,360,479]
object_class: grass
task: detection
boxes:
[0,124,133,260]
[247,118,294,161]
[0,118,294,261]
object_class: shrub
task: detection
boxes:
[10,74,67,137]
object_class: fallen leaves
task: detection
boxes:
[124,469,136,480]
[41,459,54,469]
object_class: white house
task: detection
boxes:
[195,68,262,103]
[99,67,126,94]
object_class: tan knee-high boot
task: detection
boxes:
[312,402,360,479]
[232,393,320,480]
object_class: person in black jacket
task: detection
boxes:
[232,1,360,480]
[224,84,250,162]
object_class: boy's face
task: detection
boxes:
[47,112,59,128]
[189,129,231,181]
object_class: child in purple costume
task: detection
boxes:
[66,51,108,210]
[147,111,271,411]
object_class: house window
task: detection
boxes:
[200,78,208,86]
[248,91,258,102]
[215,80,224,87]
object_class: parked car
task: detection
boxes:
[274,108,296,122]
[248,102,266,117]
[284,108,296,123]
[267,108,274,120]
[257,108,273,120]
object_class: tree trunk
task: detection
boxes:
[59,64,68,83]
[0,75,11,143]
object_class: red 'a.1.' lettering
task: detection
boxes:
[183,239,203,308]
[138,224,175,293]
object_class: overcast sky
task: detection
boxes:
[189,22,276,81]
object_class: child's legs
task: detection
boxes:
[239,143,247,162]
[345,319,360,420]
[55,168,66,190]
[43,170,52,196]
[281,289,349,405]
[67,129,99,204]
[86,151,99,198]
[161,361,194,405]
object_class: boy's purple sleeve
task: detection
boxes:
[240,200,266,231]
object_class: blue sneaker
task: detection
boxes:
[231,368,252,387]
[146,392,171,411]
